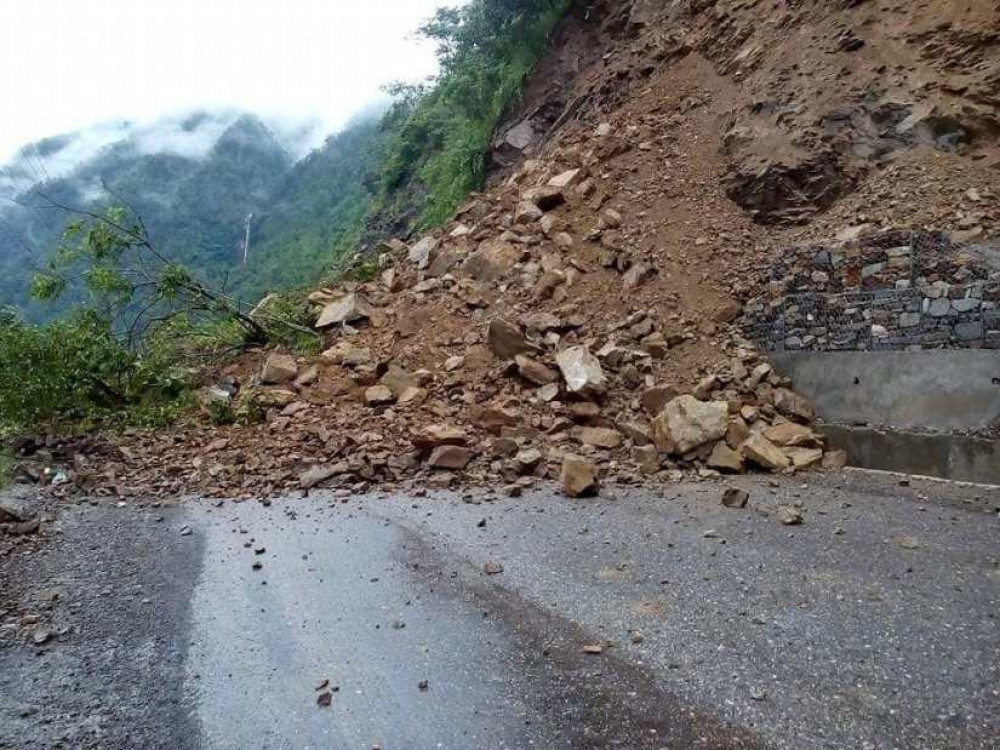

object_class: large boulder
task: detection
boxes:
[742,434,791,472]
[315,292,373,329]
[408,237,439,269]
[428,445,474,470]
[773,388,815,424]
[651,396,728,454]
[413,424,467,451]
[555,346,607,398]
[560,455,599,497]
[260,353,298,385]
[462,240,522,282]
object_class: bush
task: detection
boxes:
[0,307,194,431]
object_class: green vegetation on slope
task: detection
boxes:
[376,0,571,229]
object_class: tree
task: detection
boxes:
[30,201,296,348]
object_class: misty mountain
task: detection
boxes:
[0,111,382,319]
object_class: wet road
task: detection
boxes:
[2,470,999,748]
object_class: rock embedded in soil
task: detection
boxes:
[555,346,607,398]
[314,292,373,329]
[487,319,533,360]
[260,353,298,385]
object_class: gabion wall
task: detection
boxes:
[744,230,1000,351]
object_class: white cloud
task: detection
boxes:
[0,0,454,161]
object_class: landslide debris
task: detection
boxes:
[15,0,999,501]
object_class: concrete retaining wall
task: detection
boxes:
[770,350,1000,431]
[821,425,1000,485]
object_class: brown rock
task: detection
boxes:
[514,448,543,473]
[742,434,791,472]
[315,292,373,329]
[635,445,660,475]
[641,386,678,416]
[623,263,655,290]
[414,424,467,450]
[773,388,815,424]
[488,319,532,360]
[462,240,521,282]
[618,420,653,446]
[764,422,822,448]
[299,464,343,490]
[548,169,581,188]
[578,427,623,449]
[380,363,417,397]
[474,406,520,435]
[514,201,544,223]
[323,341,372,367]
[714,300,742,324]
[260,353,298,385]
[651,396,728,454]
[364,385,395,406]
[708,442,744,472]
[693,375,718,400]
[515,354,558,385]
[428,445,474,470]
[822,449,848,469]
[721,487,749,508]
[560,454,599,497]
[398,386,428,406]
[785,447,824,470]
[725,418,751,450]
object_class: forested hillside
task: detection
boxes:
[0,113,382,318]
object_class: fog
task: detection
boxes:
[0,0,456,163]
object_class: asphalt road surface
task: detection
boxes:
[1,470,998,748]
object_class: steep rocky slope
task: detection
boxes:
[17,0,999,500]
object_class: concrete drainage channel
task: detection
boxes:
[769,351,1000,485]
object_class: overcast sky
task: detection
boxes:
[1,0,454,161]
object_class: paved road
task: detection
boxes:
[1,471,998,748]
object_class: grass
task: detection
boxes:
[0,450,14,489]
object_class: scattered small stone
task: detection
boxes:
[721,488,749,509]
[776,506,803,526]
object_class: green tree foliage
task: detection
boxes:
[377,0,571,227]
[0,306,185,430]
[0,205,321,432]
